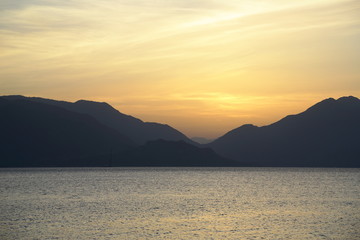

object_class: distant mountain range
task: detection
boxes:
[0,98,132,167]
[116,139,239,167]
[0,96,234,167]
[2,95,194,145]
[1,95,359,167]
[208,96,360,167]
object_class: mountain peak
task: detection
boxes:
[209,95,360,167]
[305,97,336,113]
[231,124,258,132]
[337,96,360,104]
[74,99,124,116]
[75,99,112,108]
[302,96,360,115]
[241,124,258,128]
[314,97,336,105]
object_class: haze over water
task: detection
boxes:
[1,168,359,239]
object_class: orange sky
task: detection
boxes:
[1,0,359,138]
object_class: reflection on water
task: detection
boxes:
[1,168,359,239]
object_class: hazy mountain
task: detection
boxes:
[0,98,134,167]
[191,137,214,144]
[208,96,360,167]
[2,95,194,145]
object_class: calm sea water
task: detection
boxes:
[0,168,359,239]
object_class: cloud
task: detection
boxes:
[0,0,359,137]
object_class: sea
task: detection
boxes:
[0,168,359,239]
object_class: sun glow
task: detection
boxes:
[0,0,359,138]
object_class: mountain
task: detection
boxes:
[191,137,214,144]
[0,97,237,167]
[3,95,358,167]
[208,96,360,167]
[2,95,195,145]
[111,139,243,167]
[0,98,134,167]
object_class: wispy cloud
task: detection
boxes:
[0,0,359,137]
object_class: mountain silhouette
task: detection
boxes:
[191,137,214,144]
[0,98,134,167]
[2,95,194,145]
[111,139,243,166]
[2,95,359,167]
[208,96,360,167]
[0,96,236,167]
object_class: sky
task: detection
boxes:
[1,0,359,138]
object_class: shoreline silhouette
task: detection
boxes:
[1,95,359,167]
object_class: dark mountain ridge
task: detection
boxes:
[0,98,133,167]
[113,139,242,167]
[2,95,359,167]
[2,95,194,145]
[0,96,234,167]
[208,96,360,167]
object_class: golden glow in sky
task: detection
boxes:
[1,0,359,138]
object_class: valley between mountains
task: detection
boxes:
[1,95,359,167]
